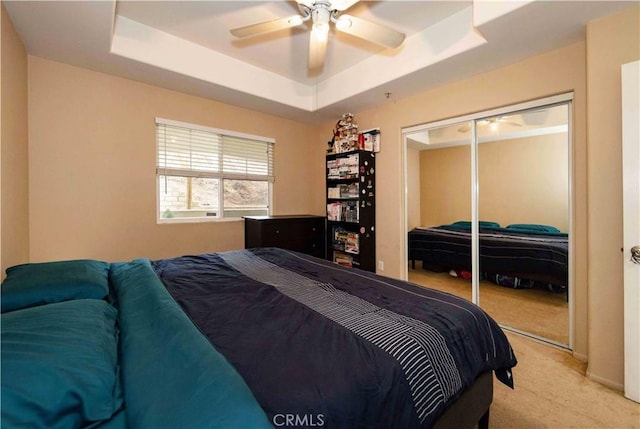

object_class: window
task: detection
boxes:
[156,118,274,221]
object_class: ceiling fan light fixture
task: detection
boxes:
[311,6,330,39]
[334,16,352,30]
[312,22,329,36]
[311,24,329,41]
[288,15,304,26]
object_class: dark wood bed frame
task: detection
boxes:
[433,371,493,429]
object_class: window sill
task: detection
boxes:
[157,217,243,225]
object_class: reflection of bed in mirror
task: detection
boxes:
[408,221,568,295]
[405,102,571,345]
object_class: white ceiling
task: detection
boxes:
[4,0,636,123]
[407,103,569,149]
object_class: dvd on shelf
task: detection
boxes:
[326,201,359,222]
[327,153,359,180]
[332,227,360,254]
[333,251,354,267]
[327,183,359,199]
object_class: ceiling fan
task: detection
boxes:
[229,0,406,70]
[457,116,523,133]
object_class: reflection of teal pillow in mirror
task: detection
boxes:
[506,224,561,233]
[1,299,122,428]
[449,221,501,230]
[1,260,110,313]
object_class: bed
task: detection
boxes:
[1,248,516,428]
[408,222,569,291]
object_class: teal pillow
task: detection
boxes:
[506,224,561,233]
[1,259,109,313]
[1,299,122,428]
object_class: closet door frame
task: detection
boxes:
[401,92,574,349]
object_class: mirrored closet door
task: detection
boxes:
[406,121,473,302]
[477,104,570,346]
[405,97,571,348]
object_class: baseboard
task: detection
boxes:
[586,371,624,392]
[572,351,588,362]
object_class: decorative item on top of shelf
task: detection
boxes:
[360,128,381,152]
[332,113,359,154]
[327,140,334,154]
[326,113,381,154]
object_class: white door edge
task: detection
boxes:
[622,60,640,403]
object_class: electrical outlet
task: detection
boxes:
[378,260,384,271]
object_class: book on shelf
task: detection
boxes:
[332,227,360,254]
[327,183,359,199]
[326,203,341,221]
[333,251,353,267]
[345,235,359,254]
[343,183,359,198]
[326,201,359,222]
[326,153,360,180]
[327,187,341,199]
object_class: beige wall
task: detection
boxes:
[406,147,421,230]
[478,134,569,231]
[418,134,569,232]
[1,3,29,278]
[27,57,321,263]
[585,6,640,390]
[318,41,589,360]
[419,145,472,227]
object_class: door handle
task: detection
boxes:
[631,245,640,265]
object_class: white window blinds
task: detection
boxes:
[156,118,274,182]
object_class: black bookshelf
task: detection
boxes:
[326,150,375,272]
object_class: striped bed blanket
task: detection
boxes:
[152,247,516,428]
[409,226,568,288]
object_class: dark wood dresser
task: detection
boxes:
[243,215,326,259]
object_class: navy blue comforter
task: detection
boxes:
[409,226,568,287]
[152,248,516,428]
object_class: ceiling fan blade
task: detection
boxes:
[458,123,471,133]
[493,116,522,127]
[335,14,405,49]
[308,28,328,69]
[296,0,358,11]
[296,0,315,8]
[521,109,550,125]
[230,15,303,38]
[331,0,360,11]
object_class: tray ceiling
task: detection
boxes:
[4,1,636,123]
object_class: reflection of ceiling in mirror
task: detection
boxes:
[407,105,568,151]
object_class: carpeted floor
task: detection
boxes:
[408,262,569,345]
[409,263,639,427]
[492,332,639,428]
